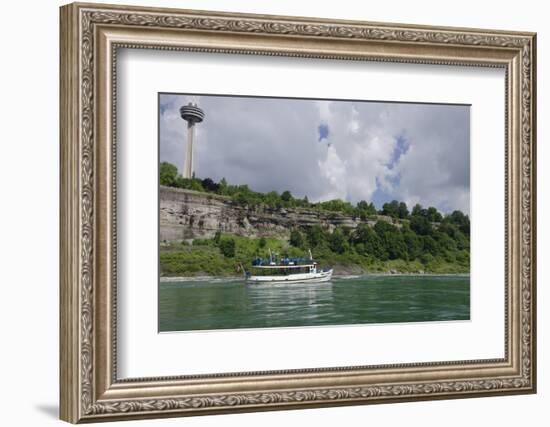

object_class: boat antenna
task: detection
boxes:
[308,248,313,260]
[268,248,273,263]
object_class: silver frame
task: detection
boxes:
[60,2,536,423]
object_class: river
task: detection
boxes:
[159,275,469,332]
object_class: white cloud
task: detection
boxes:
[317,144,347,201]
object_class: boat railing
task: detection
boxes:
[252,256,315,266]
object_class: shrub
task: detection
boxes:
[219,238,236,258]
[289,230,304,248]
[258,236,267,248]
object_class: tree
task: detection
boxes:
[219,238,236,258]
[372,221,406,260]
[218,177,228,195]
[420,252,435,265]
[281,190,292,202]
[289,230,304,248]
[357,200,377,216]
[174,175,190,189]
[410,215,433,235]
[445,210,470,235]
[422,235,439,256]
[357,200,369,210]
[403,231,422,259]
[234,192,252,206]
[264,191,281,208]
[374,220,397,236]
[159,162,178,186]
[426,206,443,222]
[434,231,457,252]
[329,228,348,254]
[201,177,219,192]
[384,232,408,260]
[189,178,205,192]
[352,224,384,258]
[454,231,470,251]
[382,200,400,218]
[397,202,409,219]
[411,203,423,217]
[438,222,459,239]
[320,199,354,215]
[305,225,325,248]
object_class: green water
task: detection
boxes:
[159,275,470,332]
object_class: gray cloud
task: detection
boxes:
[160,94,470,214]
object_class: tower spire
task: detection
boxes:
[179,101,205,179]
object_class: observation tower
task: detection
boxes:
[180,102,205,179]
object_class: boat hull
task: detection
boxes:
[246,269,333,285]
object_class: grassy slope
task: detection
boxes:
[160,236,469,277]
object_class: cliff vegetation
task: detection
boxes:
[159,162,470,276]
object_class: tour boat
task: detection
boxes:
[244,249,333,285]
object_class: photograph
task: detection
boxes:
[158,93,471,332]
[56,2,536,422]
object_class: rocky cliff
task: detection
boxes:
[160,186,397,242]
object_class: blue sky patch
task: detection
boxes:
[318,123,329,141]
[387,135,410,170]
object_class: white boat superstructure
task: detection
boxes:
[245,251,333,285]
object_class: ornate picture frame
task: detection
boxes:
[60,2,536,423]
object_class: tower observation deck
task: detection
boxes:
[180,102,205,179]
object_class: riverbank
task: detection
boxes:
[160,271,470,283]
[160,233,469,278]
[160,249,469,278]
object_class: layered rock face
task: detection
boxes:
[160,186,394,242]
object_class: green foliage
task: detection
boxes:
[160,223,470,277]
[357,200,377,216]
[403,231,422,260]
[192,238,213,246]
[410,215,433,236]
[426,207,443,222]
[258,236,267,248]
[289,230,305,248]
[397,202,409,219]
[353,224,384,259]
[412,203,423,216]
[201,177,219,192]
[374,220,397,236]
[422,235,439,256]
[380,200,409,219]
[381,200,395,217]
[318,199,356,215]
[158,162,466,231]
[305,225,326,248]
[219,238,236,258]
[158,161,470,276]
[159,246,233,276]
[159,162,178,186]
[329,228,349,254]
[444,210,471,236]
[371,221,406,260]
[173,175,205,192]
[281,190,292,202]
[411,203,444,222]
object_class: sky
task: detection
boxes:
[159,94,470,214]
